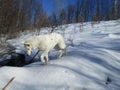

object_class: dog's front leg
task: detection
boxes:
[41,51,49,64]
[40,53,45,64]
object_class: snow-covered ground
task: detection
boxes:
[0,20,120,90]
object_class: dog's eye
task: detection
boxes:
[24,44,30,47]
[27,44,30,46]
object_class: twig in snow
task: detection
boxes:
[28,50,40,63]
[2,77,15,90]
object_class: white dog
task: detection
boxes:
[23,33,66,64]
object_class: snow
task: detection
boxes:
[0,20,120,90]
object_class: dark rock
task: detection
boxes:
[106,77,112,85]
[0,52,26,67]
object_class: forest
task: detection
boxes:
[0,0,120,38]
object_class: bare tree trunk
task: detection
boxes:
[17,1,22,28]
[114,0,118,19]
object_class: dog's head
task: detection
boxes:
[23,41,33,55]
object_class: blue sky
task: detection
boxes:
[40,0,117,18]
[41,0,77,15]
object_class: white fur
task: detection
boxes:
[23,33,66,64]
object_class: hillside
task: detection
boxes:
[0,20,120,90]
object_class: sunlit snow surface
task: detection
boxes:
[0,20,120,90]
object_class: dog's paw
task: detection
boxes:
[58,56,62,59]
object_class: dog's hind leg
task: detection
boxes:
[58,50,63,59]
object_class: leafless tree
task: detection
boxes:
[114,0,118,19]
[67,4,75,23]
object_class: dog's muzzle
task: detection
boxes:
[27,50,32,56]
